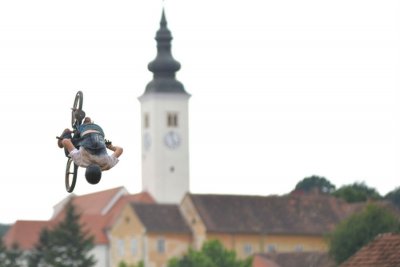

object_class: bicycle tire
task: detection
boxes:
[71,91,84,128]
[65,157,78,193]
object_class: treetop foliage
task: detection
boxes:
[294,175,336,194]
[168,239,252,267]
[332,182,381,203]
[384,187,400,208]
[293,176,388,204]
[328,203,400,264]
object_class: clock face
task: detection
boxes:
[143,133,151,151]
[164,131,181,149]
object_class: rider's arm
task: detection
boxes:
[61,139,77,154]
[107,144,123,158]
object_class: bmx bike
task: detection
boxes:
[57,91,85,193]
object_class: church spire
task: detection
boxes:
[143,9,188,95]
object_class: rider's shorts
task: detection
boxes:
[79,133,107,156]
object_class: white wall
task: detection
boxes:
[140,93,190,203]
[91,244,109,267]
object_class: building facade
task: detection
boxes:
[109,192,366,267]
[109,203,192,267]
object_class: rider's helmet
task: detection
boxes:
[85,164,102,184]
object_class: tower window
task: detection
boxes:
[167,112,178,127]
[144,113,150,128]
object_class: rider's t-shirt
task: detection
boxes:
[69,147,119,170]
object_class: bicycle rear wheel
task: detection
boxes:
[65,158,78,193]
[71,91,84,128]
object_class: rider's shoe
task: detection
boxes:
[58,128,72,148]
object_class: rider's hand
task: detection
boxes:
[105,139,112,148]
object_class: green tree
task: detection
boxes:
[28,202,96,267]
[333,182,381,203]
[0,239,24,267]
[28,228,53,267]
[0,224,10,238]
[168,240,252,267]
[385,187,400,208]
[118,260,144,267]
[328,203,400,264]
[294,175,336,194]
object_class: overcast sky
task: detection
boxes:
[0,0,399,224]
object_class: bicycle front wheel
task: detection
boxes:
[65,158,78,193]
[71,91,84,128]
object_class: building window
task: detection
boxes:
[167,112,178,127]
[294,244,303,252]
[157,238,165,254]
[131,238,137,255]
[266,244,277,253]
[243,244,253,255]
[117,239,125,256]
[144,113,150,128]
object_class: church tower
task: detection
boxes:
[138,10,191,203]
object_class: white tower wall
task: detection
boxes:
[140,93,190,203]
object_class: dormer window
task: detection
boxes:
[167,112,178,127]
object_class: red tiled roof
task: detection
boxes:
[254,252,335,267]
[80,215,109,244]
[3,220,55,250]
[71,186,126,215]
[3,187,155,249]
[53,189,155,244]
[340,233,400,267]
[253,254,280,267]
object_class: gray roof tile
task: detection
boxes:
[132,203,191,234]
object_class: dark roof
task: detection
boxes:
[132,203,192,234]
[340,233,400,267]
[254,252,335,267]
[142,10,189,96]
[188,193,351,235]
